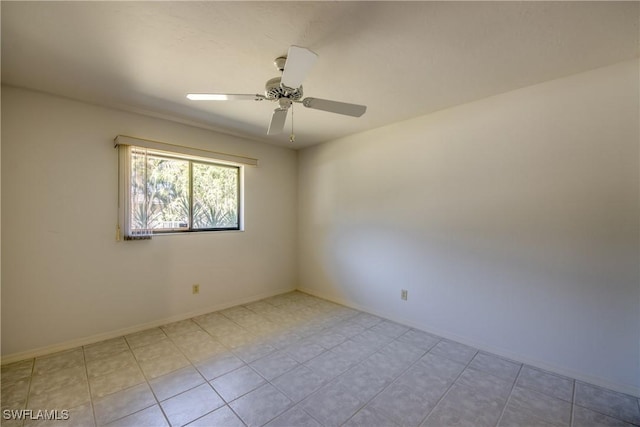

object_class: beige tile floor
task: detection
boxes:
[1,291,639,427]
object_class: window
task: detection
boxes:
[129,148,240,234]
[116,135,255,240]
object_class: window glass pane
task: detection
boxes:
[192,162,239,229]
[125,146,241,236]
[130,151,189,231]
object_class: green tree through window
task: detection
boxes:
[130,149,240,233]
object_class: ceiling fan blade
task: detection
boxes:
[302,97,367,117]
[281,46,318,89]
[267,108,288,135]
[187,93,265,101]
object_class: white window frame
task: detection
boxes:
[114,135,257,240]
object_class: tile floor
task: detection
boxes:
[1,291,639,427]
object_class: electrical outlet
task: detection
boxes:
[401,289,408,301]
[192,284,200,294]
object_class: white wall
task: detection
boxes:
[298,59,640,396]
[1,86,298,359]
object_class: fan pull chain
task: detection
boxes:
[289,103,295,143]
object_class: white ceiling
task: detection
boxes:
[2,1,638,148]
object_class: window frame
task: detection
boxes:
[118,144,244,240]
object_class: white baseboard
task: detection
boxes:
[298,286,640,398]
[1,286,295,365]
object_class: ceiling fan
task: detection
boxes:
[187,46,367,138]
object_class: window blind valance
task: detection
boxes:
[113,135,258,167]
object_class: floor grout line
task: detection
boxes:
[494,363,524,427]
[417,348,480,427]
[570,375,577,427]
[80,345,98,427]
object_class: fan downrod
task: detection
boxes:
[274,56,287,72]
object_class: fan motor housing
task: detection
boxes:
[265,77,303,101]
